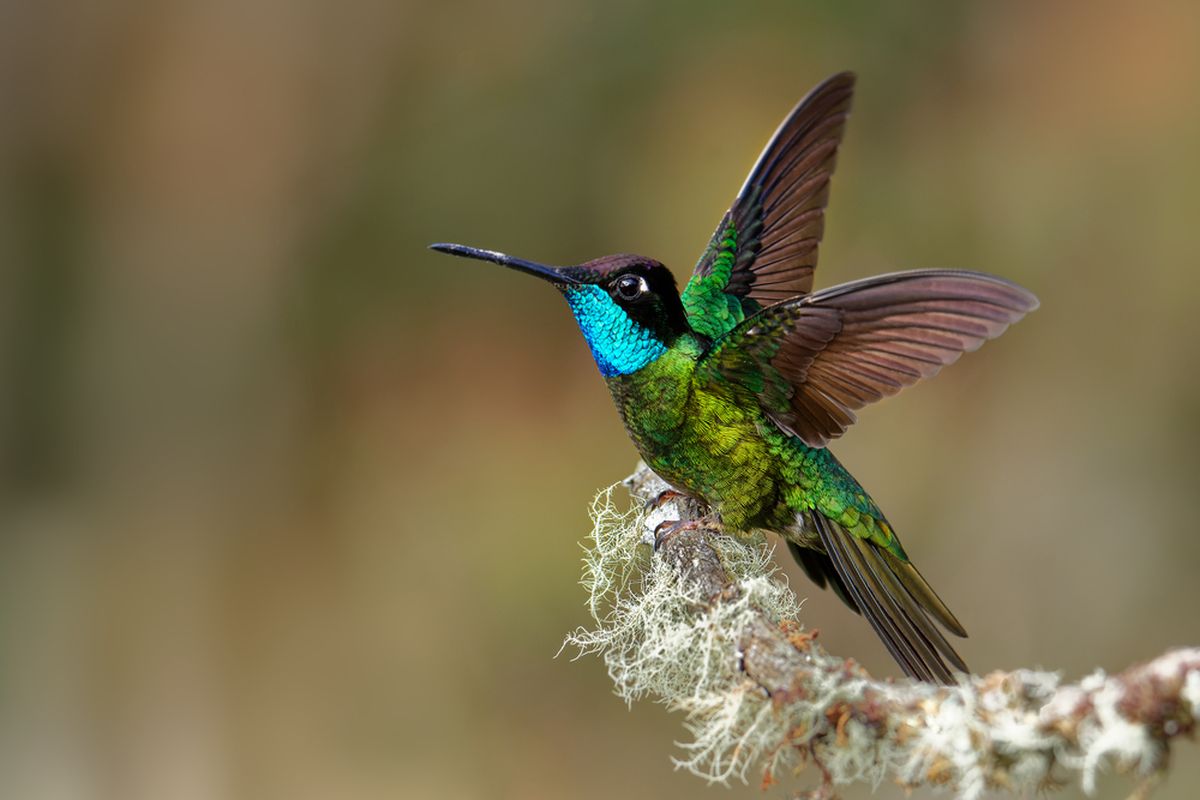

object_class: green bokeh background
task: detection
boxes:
[3,1,1199,798]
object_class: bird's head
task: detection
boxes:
[430,243,690,378]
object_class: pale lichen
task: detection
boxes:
[563,478,800,782]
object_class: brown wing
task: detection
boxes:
[699,270,1039,448]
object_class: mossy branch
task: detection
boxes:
[562,465,1200,799]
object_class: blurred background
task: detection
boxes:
[2,1,1199,798]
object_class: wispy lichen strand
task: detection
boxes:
[564,479,801,782]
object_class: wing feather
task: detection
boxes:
[697,269,1038,448]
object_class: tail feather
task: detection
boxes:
[786,540,860,615]
[804,513,968,683]
[881,549,967,637]
[814,519,935,680]
[849,535,967,674]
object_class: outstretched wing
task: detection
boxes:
[681,72,855,340]
[697,270,1039,448]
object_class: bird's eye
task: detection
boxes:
[614,274,647,301]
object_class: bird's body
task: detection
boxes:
[432,72,1037,683]
[611,332,883,541]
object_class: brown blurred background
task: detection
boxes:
[2,1,1199,798]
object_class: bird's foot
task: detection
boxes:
[652,517,701,551]
[644,488,685,512]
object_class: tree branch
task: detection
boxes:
[562,466,1200,799]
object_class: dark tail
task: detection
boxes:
[795,514,968,684]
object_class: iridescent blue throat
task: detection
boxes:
[562,285,667,378]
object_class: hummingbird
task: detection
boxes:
[431,72,1037,683]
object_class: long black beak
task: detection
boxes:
[429,243,580,285]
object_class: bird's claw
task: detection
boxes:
[644,488,684,512]
[653,518,699,551]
